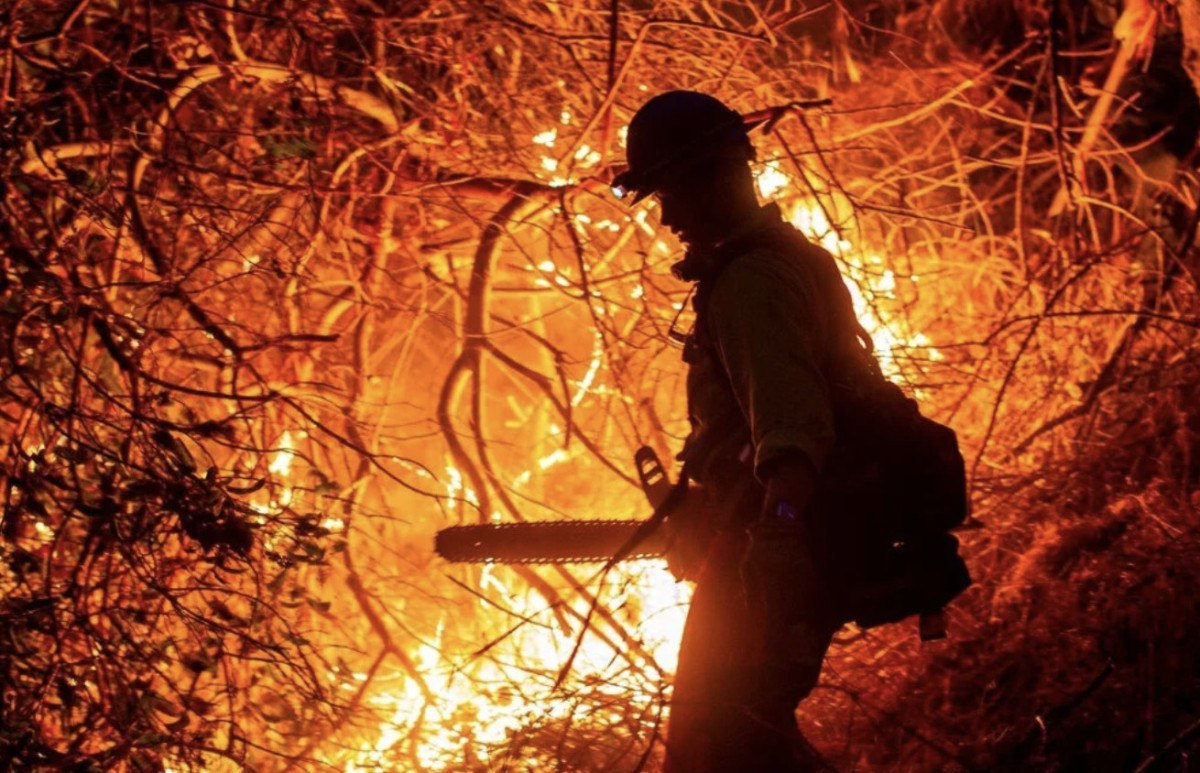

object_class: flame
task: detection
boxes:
[332,132,928,770]
[754,161,937,375]
[268,430,295,477]
[786,199,937,374]
[755,159,791,199]
[344,560,690,770]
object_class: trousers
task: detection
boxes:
[664,527,838,772]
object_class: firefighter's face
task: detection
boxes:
[656,173,727,248]
[654,154,749,248]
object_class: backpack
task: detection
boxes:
[820,371,973,631]
[687,216,972,635]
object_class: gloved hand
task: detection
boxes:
[660,491,716,582]
[662,513,715,580]
[760,452,817,523]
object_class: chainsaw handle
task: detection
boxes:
[634,446,673,508]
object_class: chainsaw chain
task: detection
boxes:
[435,520,666,565]
[445,551,665,566]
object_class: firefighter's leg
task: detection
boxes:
[665,531,836,772]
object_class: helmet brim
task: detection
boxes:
[610,168,650,204]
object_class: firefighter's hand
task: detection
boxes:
[761,452,817,523]
[661,495,714,582]
[748,452,823,614]
[662,518,707,582]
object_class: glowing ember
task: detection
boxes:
[268,430,296,476]
[571,331,604,407]
[536,448,569,470]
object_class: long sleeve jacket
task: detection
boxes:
[678,204,875,489]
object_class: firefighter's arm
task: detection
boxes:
[706,253,834,517]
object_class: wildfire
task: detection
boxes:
[343,534,688,765]
[344,561,689,770]
[335,134,927,770]
[335,435,694,769]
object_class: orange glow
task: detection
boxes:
[323,135,935,769]
[12,5,1190,771]
[343,561,691,770]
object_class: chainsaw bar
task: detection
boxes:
[435,520,671,565]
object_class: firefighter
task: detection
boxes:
[613,91,877,771]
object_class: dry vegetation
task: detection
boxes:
[2,0,1199,770]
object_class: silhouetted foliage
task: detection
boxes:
[2,0,1199,769]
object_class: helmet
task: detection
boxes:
[612,91,763,204]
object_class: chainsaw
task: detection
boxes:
[434,447,678,565]
[434,446,953,640]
